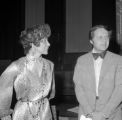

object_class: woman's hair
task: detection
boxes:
[20,24,51,54]
[89,25,112,40]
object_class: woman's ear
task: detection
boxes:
[31,43,37,51]
[31,43,34,48]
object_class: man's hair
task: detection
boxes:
[89,25,112,40]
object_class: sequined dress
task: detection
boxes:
[0,57,55,120]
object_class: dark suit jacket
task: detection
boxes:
[73,51,122,120]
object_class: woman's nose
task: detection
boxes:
[47,41,50,46]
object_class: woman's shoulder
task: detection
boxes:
[1,58,24,74]
[42,58,54,70]
[12,57,26,71]
[42,58,54,65]
[13,57,26,65]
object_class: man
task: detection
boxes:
[73,25,122,120]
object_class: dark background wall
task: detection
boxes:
[0,0,25,60]
[45,0,66,68]
[66,0,92,53]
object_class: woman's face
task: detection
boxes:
[36,37,50,55]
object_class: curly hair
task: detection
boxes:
[20,24,51,54]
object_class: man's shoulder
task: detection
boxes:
[77,52,91,61]
[107,51,122,59]
[107,51,122,64]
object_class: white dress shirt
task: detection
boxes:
[92,50,103,96]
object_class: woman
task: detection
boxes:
[0,24,55,120]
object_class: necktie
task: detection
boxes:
[92,51,106,60]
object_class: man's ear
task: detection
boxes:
[90,40,93,45]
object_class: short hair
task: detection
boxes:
[20,24,51,54]
[89,25,112,40]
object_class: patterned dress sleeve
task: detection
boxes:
[48,62,55,100]
[14,64,31,101]
[0,62,18,118]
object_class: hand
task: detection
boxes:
[92,112,106,120]
[80,115,92,120]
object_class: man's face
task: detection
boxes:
[90,28,110,53]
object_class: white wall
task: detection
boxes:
[66,0,92,53]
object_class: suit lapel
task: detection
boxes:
[87,52,96,93]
